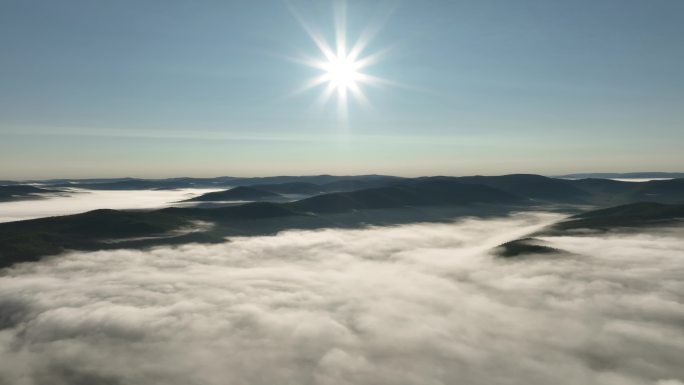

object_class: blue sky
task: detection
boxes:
[1,0,682,178]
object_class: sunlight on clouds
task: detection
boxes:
[1,213,683,384]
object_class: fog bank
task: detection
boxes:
[1,212,683,385]
[0,188,222,223]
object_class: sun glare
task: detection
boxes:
[323,55,361,90]
[289,1,394,121]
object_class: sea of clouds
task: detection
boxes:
[0,212,683,385]
[0,188,223,223]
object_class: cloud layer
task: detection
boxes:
[0,212,683,385]
[0,188,222,223]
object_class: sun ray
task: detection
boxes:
[352,44,394,70]
[334,1,347,58]
[290,74,331,97]
[337,84,348,120]
[285,2,336,61]
[346,5,395,62]
[348,82,370,108]
[317,82,337,109]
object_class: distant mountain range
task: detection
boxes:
[425,174,589,202]
[0,185,62,202]
[2,173,684,267]
[183,179,397,201]
[183,174,684,206]
[184,186,285,202]
[2,172,683,188]
[288,179,522,213]
[0,174,402,190]
[2,173,684,209]
[2,173,683,205]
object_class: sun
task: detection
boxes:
[322,54,361,91]
[289,1,393,121]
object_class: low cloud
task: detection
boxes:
[0,188,221,223]
[0,212,682,385]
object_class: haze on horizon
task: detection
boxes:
[1,0,683,179]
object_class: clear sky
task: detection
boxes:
[1,0,682,179]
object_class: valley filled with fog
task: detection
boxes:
[1,212,682,385]
[3,0,683,383]
[0,188,224,223]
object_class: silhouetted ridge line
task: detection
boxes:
[184,186,282,202]
[289,179,523,213]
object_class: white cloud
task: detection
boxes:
[0,212,682,385]
[0,188,222,223]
